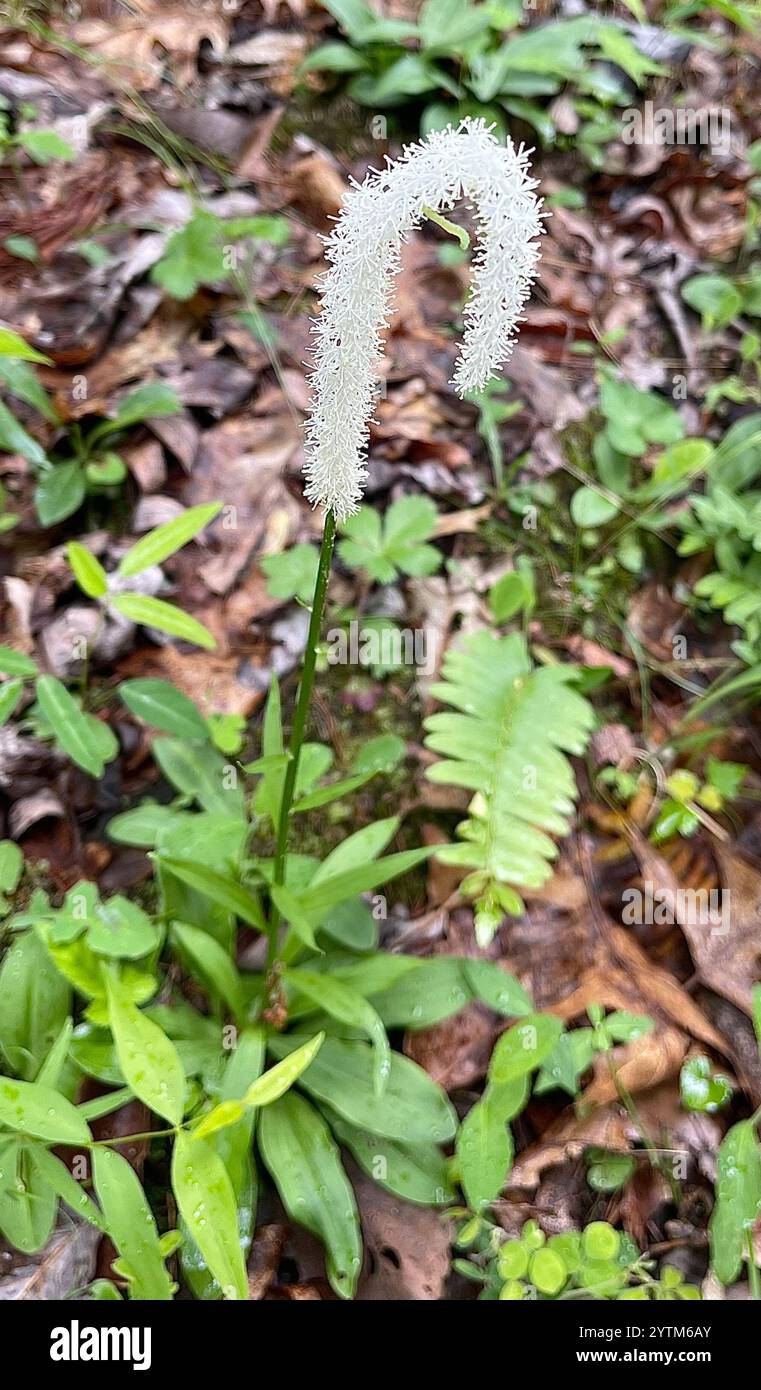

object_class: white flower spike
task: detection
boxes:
[303,117,544,521]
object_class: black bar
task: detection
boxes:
[5,1295,748,1376]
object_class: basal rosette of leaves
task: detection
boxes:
[0,655,571,1300]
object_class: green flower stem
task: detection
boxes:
[269,509,336,956]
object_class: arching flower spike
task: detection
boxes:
[303,117,544,521]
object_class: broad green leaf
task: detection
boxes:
[259,1090,361,1299]
[0,839,23,894]
[456,1093,513,1209]
[110,594,215,650]
[65,542,107,598]
[0,1074,90,1145]
[151,212,227,300]
[159,858,266,931]
[0,645,37,677]
[30,1145,104,1229]
[118,502,223,577]
[462,959,533,1017]
[338,495,441,583]
[261,543,319,603]
[370,957,470,1030]
[286,968,390,1095]
[92,1147,174,1300]
[86,895,160,960]
[330,1113,454,1205]
[488,1014,565,1086]
[152,738,243,816]
[0,1140,57,1252]
[172,1130,248,1300]
[270,1034,456,1144]
[570,485,620,528]
[0,931,71,1080]
[119,679,208,740]
[0,399,47,466]
[106,974,185,1125]
[34,462,85,525]
[311,817,399,884]
[89,383,182,444]
[710,1120,761,1284]
[0,355,58,422]
[107,802,181,847]
[35,675,107,777]
[171,921,246,1023]
[19,129,75,163]
[682,273,743,330]
[318,897,378,952]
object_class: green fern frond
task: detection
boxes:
[424,631,595,944]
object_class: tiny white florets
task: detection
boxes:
[303,117,544,521]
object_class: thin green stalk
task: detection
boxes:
[268,510,336,957]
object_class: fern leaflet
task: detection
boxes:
[424,631,595,943]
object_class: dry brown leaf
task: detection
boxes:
[352,1167,452,1301]
[0,1224,100,1301]
[582,1024,688,1106]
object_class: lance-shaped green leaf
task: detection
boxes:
[110,594,216,650]
[0,931,71,1080]
[171,921,246,1024]
[244,1031,324,1106]
[159,858,266,931]
[92,1147,174,1300]
[118,502,223,577]
[259,1090,361,1299]
[66,542,108,599]
[106,973,185,1126]
[35,675,108,777]
[0,1074,90,1146]
[488,1014,564,1086]
[0,399,47,465]
[172,1130,248,1300]
[462,958,533,1017]
[710,1120,761,1284]
[0,680,23,726]
[270,1034,456,1144]
[194,1033,325,1139]
[88,383,181,448]
[285,968,390,1096]
[119,679,208,741]
[0,1140,57,1253]
[30,1145,104,1229]
[298,847,434,920]
[329,1113,454,1206]
[456,1093,513,1210]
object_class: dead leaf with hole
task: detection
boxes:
[352,1166,451,1301]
